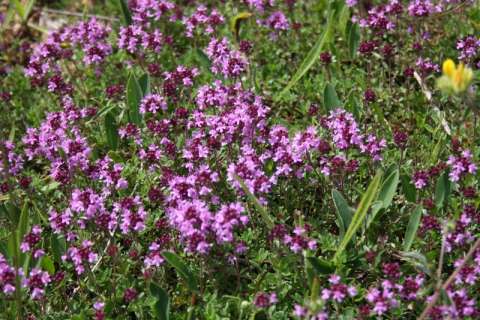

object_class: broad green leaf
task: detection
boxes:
[368,200,384,228]
[368,169,399,227]
[346,21,360,59]
[333,170,383,264]
[51,234,66,263]
[378,169,399,209]
[401,174,416,202]
[41,255,55,274]
[2,202,20,225]
[403,206,423,251]
[332,189,354,238]
[162,251,198,293]
[276,10,336,99]
[150,283,170,320]
[126,74,143,125]
[434,172,451,208]
[195,48,212,70]
[232,174,274,229]
[324,83,342,111]
[139,73,151,96]
[104,112,119,150]
[119,0,132,25]
[430,136,444,164]
[307,257,335,275]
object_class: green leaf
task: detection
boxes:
[307,257,335,275]
[332,189,354,238]
[333,170,383,264]
[401,174,416,202]
[41,181,60,193]
[367,169,399,228]
[12,0,26,20]
[195,48,212,70]
[378,169,399,209]
[51,234,66,263]
[162,252,199,293]
[7,231,18,263]
[434,172,451,208]
[430,136,444,164]
[232,174,274,229]
[40,255,55,274]
[71,312,87,320]
[126,74,143,125]
[118,0,132,25]
[276,10,336,99]
[17,202,29,243]
[346,22,360,59]
[24,0,36,20]
[150,283,170,320]
[104,112,119,150]
[324,83,342,111]
[398,251,432,276]
[403,206,423,251]
[138,73,151,96]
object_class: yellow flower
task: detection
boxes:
[437,59,473,94]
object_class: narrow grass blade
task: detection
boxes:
[333,170,383,264]
[232,174,274,229]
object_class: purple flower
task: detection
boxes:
[140,94,167,114]
[457,35,480,63]
[114,196,147,234]
[446,149,477,182]
[408,0,442,17]
[24,268,51,300]
[206,38,248,78]
[416,57,439,76]
[144,242,166,268]
[62,240,98,275]
[258,11,290,39]
[413,170,429,189]
[0,254,18,295]
[183,5,224,37]
[254,292,278,308]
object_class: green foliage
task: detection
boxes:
[403,206,423,251]
[126,74,143,126]
[334,171,383,265]
[162,252,199,293]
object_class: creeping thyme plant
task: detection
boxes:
[0,0,480,319]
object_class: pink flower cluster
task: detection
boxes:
[118,26,165,54]
[20,225,45,259]
[183,5,224,37]
[0,254,17,295]
[321,275,357,302]
[206,37,249,78]
[25,19,111,92]
[62,240,98,275]
[24,268,51,300]
[446,149,477,182]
